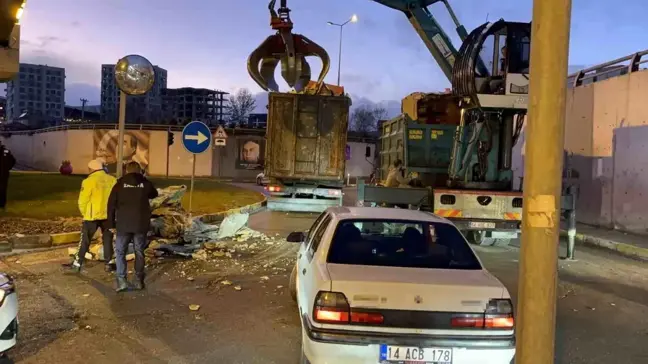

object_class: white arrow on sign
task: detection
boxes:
[185,131,208,144]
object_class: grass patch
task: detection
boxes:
[1,173,264,220]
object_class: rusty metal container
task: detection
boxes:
[265,92,350,183]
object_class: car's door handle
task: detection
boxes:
[302,269,307,275]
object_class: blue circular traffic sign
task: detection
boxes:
[182,121,212,154]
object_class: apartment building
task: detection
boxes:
[161,87,228,125]
[4,63,65,125]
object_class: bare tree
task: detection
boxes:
[350,105,387,133]
[227,88,256,126]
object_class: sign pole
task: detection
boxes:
[516,0,572,363]
[116,91,127,178]
[166,130,171,179]
[181,120,213,216]
[189,156,196,215]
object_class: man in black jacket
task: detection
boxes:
[0,142,16,210]
[107,161,158,292]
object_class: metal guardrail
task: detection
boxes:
[0,123,379,143]
[568,49,648,88]
[0,123,267,136]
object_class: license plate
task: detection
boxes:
[379,345,452,363]
[469,221,496,229]
[296,188,314,194]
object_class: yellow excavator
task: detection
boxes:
[0,0,25,82]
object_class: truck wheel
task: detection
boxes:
[466,231,495,246]
[289,264,298,302]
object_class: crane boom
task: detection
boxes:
[371,0,488,83]
[371,0,458,82]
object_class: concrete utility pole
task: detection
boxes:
[80,98,87,122]
[516,0,572,363]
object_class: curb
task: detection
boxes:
[51,232,82,247]
[2,196,268,256]
[560,229,648,261]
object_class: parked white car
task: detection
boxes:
[0,273,17,359]
[256,172,270,186]
[288,207,515,364]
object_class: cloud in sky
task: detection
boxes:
[3,0,648,107]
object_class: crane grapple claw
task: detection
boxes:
[247,0,330,92]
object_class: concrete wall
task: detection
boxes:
[515,69,648,234]
[1,128,376,183]
[345,142,376,180]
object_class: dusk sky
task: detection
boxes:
[10,0,648,107]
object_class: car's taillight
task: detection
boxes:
[268,185,281,192]
[451,299,514,329]
[327,189,341,196]
[314,292,350,323]
[313,291,384,325]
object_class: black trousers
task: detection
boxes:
[0,176,7,208]
[76,220,114,265]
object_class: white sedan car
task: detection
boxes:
[0,273,17,359]
[288,207,515,364]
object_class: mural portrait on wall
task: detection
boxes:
[236,139,265,170]
[93,130,150,174]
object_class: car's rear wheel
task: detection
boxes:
[289,264,298,302]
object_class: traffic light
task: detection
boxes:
[167,131,174,146]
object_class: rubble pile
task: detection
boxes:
[70,185,286,265]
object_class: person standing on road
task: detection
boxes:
[108,161,158,292]
[0,142,16,211]
[63,159,117,273]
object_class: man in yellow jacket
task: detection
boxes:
[63,159,116,273]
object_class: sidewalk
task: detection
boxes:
[561,223,648,261]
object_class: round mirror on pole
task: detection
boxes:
[113,54,155,178]
[114,54,155,95]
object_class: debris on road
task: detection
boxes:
[189,304,201,311]
[234,285,242,291]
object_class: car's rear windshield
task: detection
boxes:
[326,219,482,270]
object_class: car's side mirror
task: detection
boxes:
[287,231,305,243]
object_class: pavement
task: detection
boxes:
[564,223,648,261]
[2,184,648,363]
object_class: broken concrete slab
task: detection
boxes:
[216,213,249,240]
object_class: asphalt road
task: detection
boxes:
[3,184,648,363]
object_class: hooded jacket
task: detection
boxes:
[78,170,116,221]
[107,172,158,234]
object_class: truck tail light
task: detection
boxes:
[267,185,282,192]
[313,291,383,325]
[451,299,514,329]
[327,189,341,196]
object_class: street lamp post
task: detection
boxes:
[327,14,358,86]
[113,54,155,178]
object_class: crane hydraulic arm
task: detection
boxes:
[371,0,487,82]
